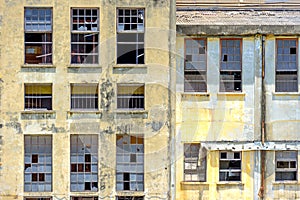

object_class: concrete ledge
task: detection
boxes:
[21,110,56,120]
[181,92,210,101]
[113,66,148,74]
[67,110,102,119]
[67,66,102,73]
[21,66,56,73]
[114,110,149,119]
[22,64,55,68]
[181,181,209,190]
[273,181,299,185]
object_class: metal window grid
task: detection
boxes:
[219,151,241,182]
[275,151,297,181]
[70,135,98,192]
[24,135,52,192]
[24,84,52,110]
[117,84,144,110]
[71,84,98,110]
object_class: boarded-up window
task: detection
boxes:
[25,84,52,110]
[184,39,207,92]
[219,151,241,181]
[276,39,298,92]
[117,84,144,109]
[220,39,242,92]
[25,8,52,64]
[117,9,144,64]
[24,135,52,192]
[275,151,297,181]
[184,143,206,182]
[70,135,98,192]
[71,84,98,110]
[116,135,144,191]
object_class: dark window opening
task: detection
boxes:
[117,84,144,109]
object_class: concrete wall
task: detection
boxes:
[0,0,173,199]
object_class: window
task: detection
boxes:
[71,8,99,64]
[117,84,144,109]
[71,84,98,110]
[71,197,98,200]
[25,8,52,64]
[184,143,206,182]
[275,151,297,181]
[70,135,98,192]
[117,8,144,64]
[184,39,207,92]
[220,39,242,92]
[116,135,144,191]
[25,84,52,110]
[276,39,298,92]
[117,197,144,200]
[219,151,241,181]
[24,135,52,192]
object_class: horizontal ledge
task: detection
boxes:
[272,92,300,96]
[114,109,148,114]
[217,182,244,185]
[68,65,101,68]
[68,110,102,114]
[181,92,210,97]
[114,64,147,68]
[21,110,55,114]
[22,64,55,68]
[181,181,209,185]
[273,181,298,185]
[217,92,246,96]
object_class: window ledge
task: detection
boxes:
[182,92,210,97]
[273,181,298,185]
[22,64,55,68]
[22,110,55,114]
[217,92,246,96]
[115,109,147,114]
[217,182,244,186]
[68,110,102,114]
[181,181,208,185]
[68,64,101,68]
[272,92,300,96]
[114,64,147,68]
[115,191,145,196]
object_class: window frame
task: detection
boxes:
[219,38,242,92]
[184,38,207,93]
[24,83,52,111]
[219,151,242,182]
[275,38,298,92]
[70,8,99,65]
[70,83,99,110]
[116,83,145,110]
[183,143,207,182]
[116,8,145,65]
[275,151,297,181]
[24,8,53,65]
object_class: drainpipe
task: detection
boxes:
[258,35,266,200]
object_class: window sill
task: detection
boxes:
[68,64,101,68]
[114,64,147,68]
[67,110,102,119]
[115,191,145,196]
[272,92,300,96]
[22,64,55,68]
[115,109,147,113]
[181,181,208,185]
[182,92,210,97]
[22,110,55,114]
[68,110,101,114]
[273,181,298,185]
[217,182,244,186]
[21,110,56,120]
[217,92,246,96]
[114,109,148,119]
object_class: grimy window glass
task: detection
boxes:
[71,8,99,64]
[25,8,52,64]
[184,39,207,92]
[276,39,298,92]
[275,151,297,181]
[25,84,52,110]
[71,84,98,110]
[117,84,144,109]
[184,143,206,182]
[117,9,144,64]
[24,135,52,192]
[70,135,98,192]
[219,151,241,181]
[220,39,242,92]
[116,135,144,191]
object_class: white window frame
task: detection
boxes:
[275,151,297,181]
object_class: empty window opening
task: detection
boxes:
[24,135,52,192]
[276,39,298,92]
[220,39,242,92]
[117,9,144,64]
[116,135,144,191]
[219,151,241,182]
[25,8,52,64]
[117,84,144,109]
[184,39,207,92]
[70,135,98,192]
[71,8,99,64]
[71,84,98,110]
[275,151,297,181]
[184,143,206,182]
[25,84,52,110]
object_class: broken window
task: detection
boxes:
[220,39,242,92]
[25,198,52,200]
[184,39,207,92]
[71,197,98,200]
[25,8,52,64]
[117,9,144,64]
[71,8,99,64]
[275,151,297,181]
[116,135,144,191]
[117,197,144,200]
[276,39,298,92]
[25,84,52,110]
[219,151,241,181]
[24,135,52,192]
[71,84,98,110]
[184,143,206,182]
[70,135,98,192]
[117,84,144,109]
